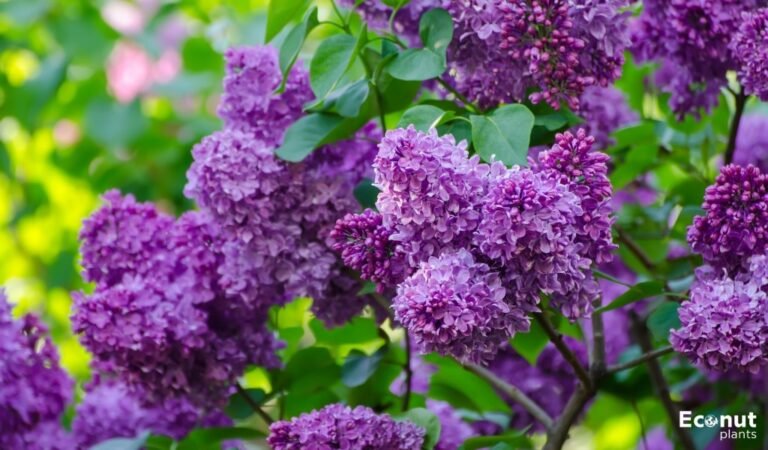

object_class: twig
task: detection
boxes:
[534,313,591,389]
[606,346,674,374]
[590,303,606,377]
[724,88,748,165]
[630,315,695,450]
[236,383,274,425]
[402,332,413,411]
[436,78,480,113]
[465,363,554,430]
[542,383,594,450]
[614,224,656,273]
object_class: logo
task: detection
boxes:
[679,411,758,441]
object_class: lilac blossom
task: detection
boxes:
[393,249,521,363]
[374,126,497,267]
[474,167,596,320]
[671,259,768,373]
[330,209,408,291]
[535,129,617,265]
[0,291,74,449]
[217,46,312,146]
[267,404,425,449]
[687,164,768,272]
[73,195,280,408]
[427,400,475,450]
[732,8,768,101]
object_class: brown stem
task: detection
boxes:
[542,383,594,450]
[465,363,554,430]
[590,304,606,378]
[614,224,656,273]
[236,383,274,425]
[630,315,695,450]
[534,313,592,389]
[724,88,748,165]
[606,346,674,374]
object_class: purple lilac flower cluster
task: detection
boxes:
[187,45,381,326]
[671,260,768,373]
[0,291,74,450]
[267,403,425,449]
[73,192,281,408]
[732,8,768,102]
[346,1,631,110]
[72,381,236,448]
[447,0,631,109]
[360,126,613,362]
[675,163,768,373]
[631,0,768,117]
[329,209,407,292]
[687,164,768,273]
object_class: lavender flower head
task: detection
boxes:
[670,258,768,373]
[72,381,232,447]
[535,129,617,265]
[217,45,312,146]
[444,0,528,109]
[74,195,280,408]
[732,8,768,102]
[330,209,407,291]
[687,164,768,272]
[393,249,522,363]
[630,0,760,116]
[79,189,173,287]
[474,167,596,320]
[374,126,494,267]
[267,403,425,450]
[0,291,73,449]
[578,86,638,149]
[733,114,768,172]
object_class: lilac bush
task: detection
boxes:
[9,0,768,448]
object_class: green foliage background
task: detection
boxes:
[2,0,766,448]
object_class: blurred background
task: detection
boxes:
[0,1,716,448]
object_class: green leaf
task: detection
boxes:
[510,319,549,365]
[177,427,263,450]
[647,302,681,343]
[276,113,364,162]
[90,432,150,450]
[181,37,222,73]
[310,33,361,99]
[85,99,148,150]
[471,104,535,166]
[307,80,370,118]
[226,388,266,420]
[354,178,380,209]
[280,347,341,395]
[462,431,534,450]
[398,105,452,131]
[418,8,453,55]
[310,317,380,345]
[266,0,312,42]
[397,408,441,450]
[386,48,445,81]
[427,356,510,413]
[342,347,386,387]
[438,119,472,145]
[279,7,319,83]
[595,281,666,313]
[610,144,658,189]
